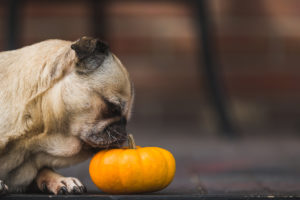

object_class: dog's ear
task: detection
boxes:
[71,37,110,73]
[71,36,109,61]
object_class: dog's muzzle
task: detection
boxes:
[83,118,127,148]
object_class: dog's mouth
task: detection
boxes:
[81,120,128,149]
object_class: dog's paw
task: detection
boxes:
[42,177,86,195]
[0,180,8,194]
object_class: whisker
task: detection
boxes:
[112,130,128,139]
[102,126,128,149]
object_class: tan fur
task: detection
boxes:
[0,38,133,194]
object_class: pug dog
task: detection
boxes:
[0,37,134,194]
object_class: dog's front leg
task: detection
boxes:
[36,168,86,195]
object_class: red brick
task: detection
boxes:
[128,65,201,95]
[224,71,300,97]
[211,0,272,17]
[23,1,90,17]
[107,2,192,17]
[0,3,7,17]
[216,35,270,55]
[262,0,300,17]
[108,37,197,56]
[21,16,92,46]
[282,36,300,55]
[211,0,300,17]
[107,15,196,39]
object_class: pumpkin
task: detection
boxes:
[89,134,176,194]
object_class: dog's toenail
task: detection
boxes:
[72,186,81,194]
[58,186,68,195]
[83,185,87,193]
[42,182,48,192]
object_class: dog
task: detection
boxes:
[0,37,134,194]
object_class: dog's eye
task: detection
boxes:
[108,103,121,116]
[111,106,121,115]
[102,100,122,119]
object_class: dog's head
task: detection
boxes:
[58,37,133,148]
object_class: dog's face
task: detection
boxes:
[60,37,133,148]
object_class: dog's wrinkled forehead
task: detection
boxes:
[71,36,110,74]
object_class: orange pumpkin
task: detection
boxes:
[89,134,176,194]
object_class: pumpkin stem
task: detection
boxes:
[128,134,136,149]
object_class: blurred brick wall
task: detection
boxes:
[0,0,300,135]
[211,0,300,134]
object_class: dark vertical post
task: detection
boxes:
[6,0,21,50]
[90,0,108,41]
[194,0,236,137]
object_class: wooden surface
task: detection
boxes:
[161,136,300,196]
[2,194,300,200]
[3,136,300,199]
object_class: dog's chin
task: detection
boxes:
[85,139,126,148]
[81,135,127,152]
[82,140,126,154]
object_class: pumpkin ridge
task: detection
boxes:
[117,149,127,193]
[101,150,114,192]
[89,150,107,189]
[157,148,176,188]
[157,148,172,188]
[151,147,169,190]
[108,149,124,194]
[141,147,164,192]
[136,147,152,193]
[136,148,145,192]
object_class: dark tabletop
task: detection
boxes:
[2,133,300,199]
